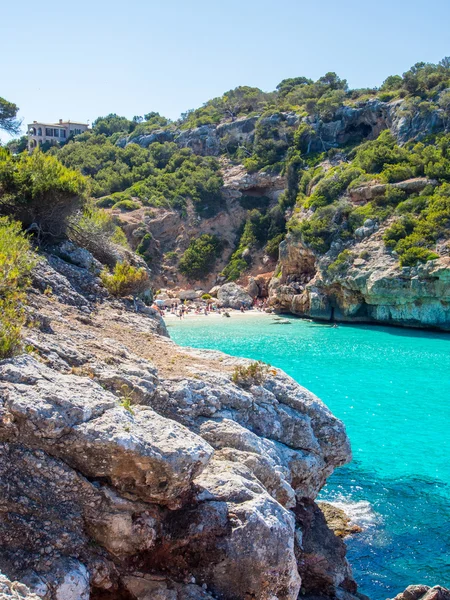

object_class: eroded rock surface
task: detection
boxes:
[270,232,450,330]
[390,586,450,600]
[0,247,356,600]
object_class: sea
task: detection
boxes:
[167,313,450,600]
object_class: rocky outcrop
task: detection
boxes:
[317,502,363,538]
[390,586,450,600]
[270,233,450,330]
[349,178,436,204]
[0,248,358,600]
[119,96,449,160]
[0,574,41,600]
[216,282,253,309]
[304,98,449,152]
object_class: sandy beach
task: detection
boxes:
[163,309,275,322]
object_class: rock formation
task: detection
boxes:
[0,244,358,600]
[269,232,450,330]
[390,586,450,600]
[216,282,253,309]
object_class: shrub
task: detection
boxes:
[100,261,150,297]
[327,250,353,277]
[96,197,116,208]
[68,204,128,267]
[113,199,141,211]
[0,218,38,359]
[0,148,88,239]
[383,216,417,248]
[399,247,439,267]
[231,361,271,387]
[178,234,223,280]
[222,254,248,281]
[265,233,285,259]
[136,233,153,258]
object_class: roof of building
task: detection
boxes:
[28,121,89,127]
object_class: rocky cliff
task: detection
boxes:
[0,244,360,600]
[269,232,450,330]
[112,95,450,330]
[120,98,449,157]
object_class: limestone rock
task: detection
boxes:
[294,499,356,598]
[0,356,213,507]
[390,586,450,600]
[123,575,216,600]
[0,574,41,600]
[270,230,450,330]
[216,282,252,309]
[317,502,363,538]
[0,250,359,600]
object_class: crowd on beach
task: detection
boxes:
[153,297,271,319]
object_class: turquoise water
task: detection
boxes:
[167,314,450,599]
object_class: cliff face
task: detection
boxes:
[113,97,450,330]
[120,99,449,156]
[0,244,357,600]
[270,231,450,329]
[116,162,284,290]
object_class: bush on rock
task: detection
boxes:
[100,261,150,297]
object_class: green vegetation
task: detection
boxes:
[52,133,223,215]
[100,261,150,297]
[289,130,450,265]
[180,86,274,129]
[178,234,223,280]
[0,148,88,239]
[68,203,128,266]
[327,250,354,277]
[231,361,272,387]
[112,199,141,211]
[0,96,21,135]
[223,205,285,280]
[0,218,38,359]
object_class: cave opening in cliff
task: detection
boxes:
[344,123,373,143]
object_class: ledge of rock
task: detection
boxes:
[0,248,356,600]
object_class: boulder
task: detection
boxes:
[208,285,221,297]
[390,587,450,600]
[217,283,252,309]
[0,355,213,508]
[317,502,363,538]
[179,290,199,301]
[246,277,260,298]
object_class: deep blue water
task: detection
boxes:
[167,314,450,599]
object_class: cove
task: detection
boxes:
[167,314,450,600]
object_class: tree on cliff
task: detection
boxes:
[0,97,21,135]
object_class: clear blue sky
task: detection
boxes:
[1,0,449,141]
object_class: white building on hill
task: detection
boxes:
[28,119,89,150]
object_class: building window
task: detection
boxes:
[29,127,36,135]
[37,128,42,136]
[61,130,66,138]
[45,128,52,136]
[54,129,59,137]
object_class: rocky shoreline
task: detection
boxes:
[0,244,449,600]
[0,245,354,600]
[268,235,450,331]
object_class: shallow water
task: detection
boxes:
[167,314,450,599]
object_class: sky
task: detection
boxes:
[1,0,450,141]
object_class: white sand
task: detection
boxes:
[163,309,273,322]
